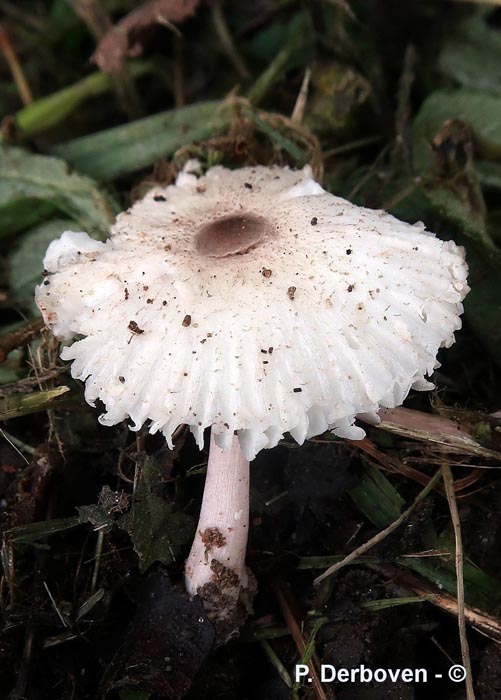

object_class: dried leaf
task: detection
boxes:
[377,407,501,460]
[92,0,200,73]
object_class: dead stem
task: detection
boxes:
[352,437,486,497]
[212,1,250,80]
[375,563,501,644]
[0,318,43,364]
[0,23,33,105]
[0,2,44,30]
[291,68,311,123]
[68,0,143,119]
[270,579,327,700]
[442,462,476,700]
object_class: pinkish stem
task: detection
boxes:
[185,432,253,638]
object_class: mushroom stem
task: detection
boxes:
[185,432,253,638]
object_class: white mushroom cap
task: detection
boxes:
[35,164,469,460]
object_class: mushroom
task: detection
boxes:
[35,163,469,637]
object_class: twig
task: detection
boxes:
[351,438,484,497]
[212,0,250,80]
[0,428,32,463]
[442,462,476,700]
[0,318,44,364]
[7,627,34,700]
[324,0,357,19]
[347,142,391,200]
[314,469,442,585]
[0,23,33,105]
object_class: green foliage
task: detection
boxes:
[439,12,501,94]
[9,218,77,311]
[120,457,194,572]
[0,199,56,238]
[348,463,405,530]
[10,63,150,138]
[119,691,151,700]
[412,89,501,365]
[347,464,501,610]
[412,89,501,266]
[0,147,118,238]
[52,101,224,181]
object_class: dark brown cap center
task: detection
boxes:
[195,213,271,257]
